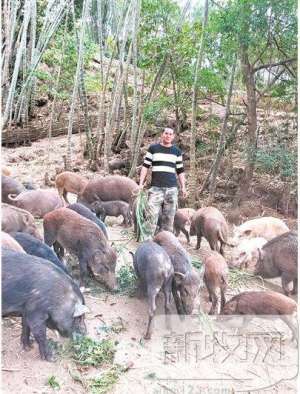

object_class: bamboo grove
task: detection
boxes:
[1,0,297,206]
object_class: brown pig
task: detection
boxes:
[1,231,26,253]
[255,231,297,296]
[77,175,139,207]
[55,171,88,203]
[154,231,201,315]
[43,208,117,290]
[190,206,230,255]
[2,175,25,203]
[174,208,196,243]
[2,203,43,241]
[221,291,298,341]
[203,252,228,314]
[8,189,64,218]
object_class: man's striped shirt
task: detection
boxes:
[143,143,184,187]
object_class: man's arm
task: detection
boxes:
[178,172,188,198]
[176,150,188,198]
[139,147,153,188]
[139,166,149,188]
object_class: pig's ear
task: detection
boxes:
[73,303,90,317]
[174,271,185,285]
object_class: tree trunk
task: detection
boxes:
[233,45,258,207]
[207,54,237,204]
[188,0,209,207]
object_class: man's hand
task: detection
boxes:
[181,187,188,199]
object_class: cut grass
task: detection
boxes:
[88,366,122,394]
[228,268,266,291]
[116,265,137,296]
[65,336,116,367]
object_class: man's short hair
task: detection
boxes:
[163,127,175,134]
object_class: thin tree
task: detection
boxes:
[188,0,209,207]
[66,0,89,169]
[207,54,237,204]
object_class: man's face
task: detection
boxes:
[161,128,175,145]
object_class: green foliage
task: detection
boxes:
[67,336,116,367]
[116,265,137,295]
[255,145,297,179]
[88,366,123,394]
[85,74,102,93]
[41,29,97,98]
[144,95,172,123]
[47,375,60,390]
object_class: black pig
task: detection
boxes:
[255,231,297,296]
[2,249,88,361]
[133,241,174,339]
[12,232,69,274]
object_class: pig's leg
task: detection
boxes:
[63,190,69,204]
[25,312,52,361]
[172,280,184,315]
[144,287,160,340]
[204,276,212,302]
[195,231,202,250]
[209,290,218,315]
[181,227,190,244]
[220,285,226,311]
[21,316,33,350]
[220,241,225,256]
[163,276,173,331]
[121,210,128,226]
[43,227,56,246]
[281,315,298,342]
[78,257,89,287]
[292,278,298,295]
[53,241,64,259]
[174,224,180,237]
[282,274,292,296]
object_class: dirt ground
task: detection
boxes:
[2,135,298,393]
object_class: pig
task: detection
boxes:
[232,217,289,244]
[221,290,298,341]
[190,206,230,256]
[255,231,297,296]
[12,232,69,274]
[230,237,267,269]
[90,200,131,226]
[2,175,25,203]
[43,208,117,289]
[1,231,25,253]
[67,203,108,239]
[2,203,43,241]
[133,241,174,339]
[203,252,228,314]
[77,175,139,207]
[154,231,201,315]
[174,208,196,243]
[55,171,88,203]
[8,189,65,218]
[2,249,88,361]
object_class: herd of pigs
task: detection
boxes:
[1,169,298,361]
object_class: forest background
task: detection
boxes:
[1,0,298,216]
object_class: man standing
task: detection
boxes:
[139,127,187,238]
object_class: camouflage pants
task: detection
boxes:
[145,186,178,239]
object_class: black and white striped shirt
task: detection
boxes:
[143,143,184,187]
